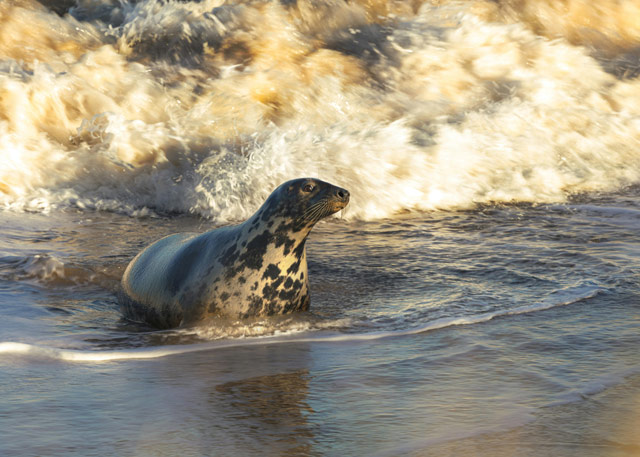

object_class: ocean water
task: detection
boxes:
[1,0,640,455]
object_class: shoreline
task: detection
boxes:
[406,374,640,457]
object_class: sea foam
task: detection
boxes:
[1,1,640,221]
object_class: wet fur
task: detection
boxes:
[119,178,349,329]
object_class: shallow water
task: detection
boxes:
[2,0,640,455]
[2,193,640,456]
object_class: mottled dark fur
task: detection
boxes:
[119,178,349,328]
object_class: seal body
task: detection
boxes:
[119,178,349,328]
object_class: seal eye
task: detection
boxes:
[302,183,315,193]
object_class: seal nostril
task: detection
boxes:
[337,189,350,201]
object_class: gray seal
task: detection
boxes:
[119,178,350,329]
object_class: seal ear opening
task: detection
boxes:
[287,185,295,193]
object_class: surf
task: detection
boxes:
[2,1,640,220]
[0,281,603,362]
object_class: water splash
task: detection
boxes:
[2,1,640,220]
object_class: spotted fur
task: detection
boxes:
[119,178,349,329]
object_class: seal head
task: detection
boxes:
[257,177,349,232]
[119,178,349,328]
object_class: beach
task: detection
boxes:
[1,1,640,455]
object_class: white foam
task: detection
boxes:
[22,254,66,281]
[1,2,640,220]
[0,341,194,362]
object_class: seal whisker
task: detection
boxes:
[305,201,331,222]
[302,200,327,222]
[303,203,324,221]
[303,200,325,215]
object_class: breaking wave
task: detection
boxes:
[2,0,640,221]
